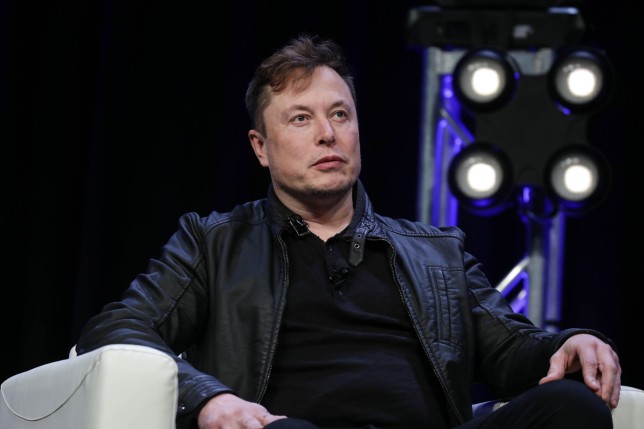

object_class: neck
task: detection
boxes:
[306,216,351,242]
[276,188,355,242]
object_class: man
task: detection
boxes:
[76,34,621,429]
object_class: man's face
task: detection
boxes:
[249,66,361,205]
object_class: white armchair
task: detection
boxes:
[1,344,178,429]
[2,344,643,429]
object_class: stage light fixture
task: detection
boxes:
[546,144,611,213]
[447,143,513,213]
[452,48,518,111]
[408,4,614,330]
[549,48,613,113]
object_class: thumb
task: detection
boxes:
[539,354,565,385]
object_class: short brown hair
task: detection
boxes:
[245,34,356,134]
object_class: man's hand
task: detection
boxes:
[539,333,621,408]
[198,393,287,429]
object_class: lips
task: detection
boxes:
[312,155,344,167]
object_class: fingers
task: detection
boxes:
[578,346,602,393]
[580,341,621,406]
[543,334,622,409]
[260,414,288,428]
[609,380,621,409]
[539,348,567,385]
[197,393,287,429]
[593,343,621,408]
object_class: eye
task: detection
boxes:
[291,114,308,123]
[332,110,348,120]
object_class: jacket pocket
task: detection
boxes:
[425,266,468,349]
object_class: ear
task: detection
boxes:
[248,129,269,167]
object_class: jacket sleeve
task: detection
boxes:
[464,250,615,398]
[75,212,235,420]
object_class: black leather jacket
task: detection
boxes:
[76,181,607,427]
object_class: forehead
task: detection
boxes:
[271,66,353,106]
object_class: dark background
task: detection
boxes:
[2,0,642,394]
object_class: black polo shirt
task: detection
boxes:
[261,187,448,429]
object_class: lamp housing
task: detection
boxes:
[453,48,519,112]
[545,144,611,215]
[548,47,614,113]
[447,142,514,214]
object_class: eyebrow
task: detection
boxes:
[329,100,351,110]
[287,100,351,113]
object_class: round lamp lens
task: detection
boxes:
[448,142,513,214]
[453,49,517,111]
[471,66,502,98]
[467,162,498,193]
[549,48,613,112]
[567,68,597,98]
[550,153,598,201]
[563,164,593,195]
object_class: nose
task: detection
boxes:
[316,118,336,146]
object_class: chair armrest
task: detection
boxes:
[1,344,178,429]
[612,385,644,429]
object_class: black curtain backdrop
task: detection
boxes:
[2,0,643,393]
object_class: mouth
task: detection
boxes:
[312,155,345,170]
